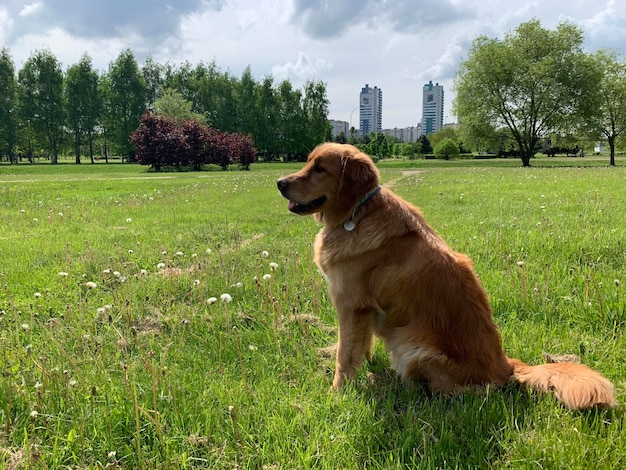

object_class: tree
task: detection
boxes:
[0,48,17,162]
[154,88,205,124]
[419,135,432,154]
[17,49,65,163]
[434,138,460,160]
[591,51,626,166]
[142,56,164,110]
[107,49,147,161]
[131,111,186,171]
[65,53,101,163]
[454,19,601,167]
[302,80,331,152]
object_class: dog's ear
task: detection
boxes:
[338,151,379,203]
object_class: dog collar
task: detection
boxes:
[344,185,381,231]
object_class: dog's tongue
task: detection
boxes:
[288,200,297,211]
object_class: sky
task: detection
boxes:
[1,0,625,130]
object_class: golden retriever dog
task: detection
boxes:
[277,142,615,409]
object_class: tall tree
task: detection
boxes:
[17,49,65,163]
[454,19,601,166]
[107,49,146,161]
[277,80,304,160]
[0,48,17,162]
[591,51,626,166]
[65,53,101,163]
[302,80,331,152]
[255,75,279,158]
[142,56,164,110]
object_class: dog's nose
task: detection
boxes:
[277,179,288,193]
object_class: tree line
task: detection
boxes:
[0,48,331,165]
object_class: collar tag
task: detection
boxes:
[343,220,356,231]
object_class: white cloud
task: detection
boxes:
[272,51,332,82]
[19,2,42,17]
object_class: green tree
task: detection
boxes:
[433,137,460,160]
[255,75,280,159]
[454,19,601,167]
[142,56,164,110]
[107,49,146,161]
[277,80,305,160]
[65,53,101,163]
[302,80,330,152]
[419,134,432,154]
[17,49,65,163]
[153,88,205,123]
[591,51,626,166]
[0,48,17,162]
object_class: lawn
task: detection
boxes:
[0,157,624,469]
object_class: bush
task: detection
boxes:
[433,138,460,160]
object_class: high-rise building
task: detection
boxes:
[359,84,382,137]
[421,81,444,135]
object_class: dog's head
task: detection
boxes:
[277,143,380,223]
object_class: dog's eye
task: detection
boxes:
[314,163,325,173]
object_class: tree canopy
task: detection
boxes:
[454,19,602,166]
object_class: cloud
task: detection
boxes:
[291,0,473,39]
[19,2,42,17]
[272,51,332,82]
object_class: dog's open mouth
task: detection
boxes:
[288,196,326,214]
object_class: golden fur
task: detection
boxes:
[277,143,615,409]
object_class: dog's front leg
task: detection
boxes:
[332,304,374,390]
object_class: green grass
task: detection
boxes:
[0,159,625,468]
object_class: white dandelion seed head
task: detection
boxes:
[30,410,38,419]
[206,248,212,255]
[220,293,232,303]
[140,269,148,276]
[261,250,269,258]
[33,218,38,222]
[85,281,97,289]
[102,269,111,275]
[34,292,41,298]
[69,379,77,386]
[175,251,184,257]
[162,250,167,255]
[235,282,243,288]
[35,381,43,389]
[57,212,63,217]
[157,263,166,269]
[97,307,106,315]
[126,218,132,223]
[263,274,271,280]
[516,261,525,268]
[128,249,133,254]
[207,297,218,304]
[269,262,278,271]
[193,279,201,286]
[113,271,121,277]
[20,209,25,213]
[58,272,68,277]
[21,323,30,331]
[192,253,197,258]
[248,344,258,351]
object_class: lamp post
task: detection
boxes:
[349,105,358,142]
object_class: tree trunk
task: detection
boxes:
[75,131,81,164]
[609,137,616,166]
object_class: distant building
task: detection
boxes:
[329,119,349,139]
[421,81,444,135]
[381,126,421,143]
[359,84,382,137]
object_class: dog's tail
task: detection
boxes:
[508,358,615,409]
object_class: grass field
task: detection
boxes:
[0,156,625,469]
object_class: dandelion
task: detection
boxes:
[85,281,97,289]
[140,269,148,276]
[126,218,132,223]
[113,271,121,278]
[162,250,167,255]
[269,262,278,271]
[97,307,106,316]
[128,249,134,254]
[20,209,25,214]
[220,293,232,303]
[34,292,41,299]
[192,253,197,258]
[58,272,68,277]
[30,410,38,419]
[516,261,525,268]
[248,344,258,351]
[35,381,43,390]
[193,279,201,286]
[206,248,212,255]
[263,274,272,280]
[21,323,30,331]
[261,250,269,258]
[615,279,621,287]
[69,379,77,387]
[157,263,166,269]
[103,269,111,275]
[235,282,243,288]
[33,218,38,222]
[107,451,117,461]
[57,212,63,217]
[176,251,184,257]
[207,297,218,304]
